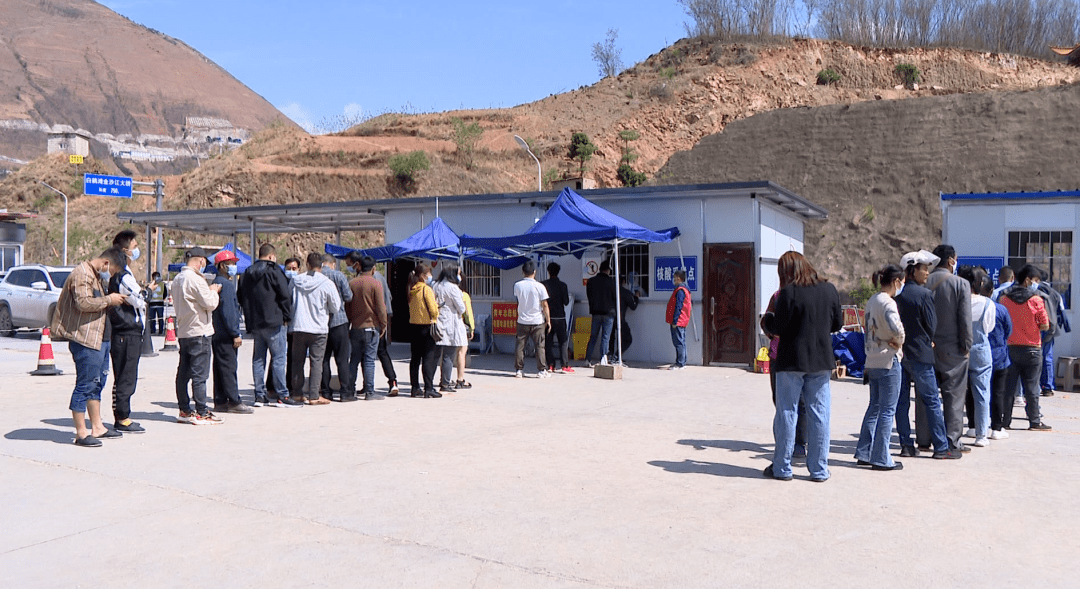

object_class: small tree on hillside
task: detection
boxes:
[616,129,646,187]
[450,117,483,170]
[591,28,623,78]
[388,150,430,189]
[568,132,597,176]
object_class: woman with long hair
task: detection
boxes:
[432,262,468,393]
[959,265,996,447]
[855,264,906,471]
[407,264,440,398]
[762,251,842,482]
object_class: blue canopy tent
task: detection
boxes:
[325,217,524,270]
[167,242,252,274]
[459,188,683,366]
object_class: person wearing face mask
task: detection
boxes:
[855,264,906,471]
[319,254,354,402]
[1001,264,1052,431]
[237,243,294,407]
[926,244,974,453]
[894,250,959,459]
[172,247,224,425]
[211,250,252,414]
[408,264,440,397]
[106,232,150,435]
[52,247,129,446]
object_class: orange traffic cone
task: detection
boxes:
[161,315,179,351]
[30,327,63,376]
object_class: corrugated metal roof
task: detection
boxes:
[941,189,1080,201]
[116,182,827,236]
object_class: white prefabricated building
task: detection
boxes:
[377,182,828,366]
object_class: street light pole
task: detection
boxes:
[39,182,68,266]
[513,135,541,192]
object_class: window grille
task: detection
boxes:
[1008,230,1072,309]
[463,260,501,298]
[616,244,650,296]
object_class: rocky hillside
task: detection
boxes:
[0,0,288,171]
[658,82,1080,290]
[2,35,1077,280]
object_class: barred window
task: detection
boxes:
[617,244,650,296]
[463,260,501,298]
[1008,230,1072,308]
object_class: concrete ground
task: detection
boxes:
[2,332,1078,588]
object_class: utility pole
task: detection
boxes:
[39,182,68,266]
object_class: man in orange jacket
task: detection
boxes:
[666,270,692,369]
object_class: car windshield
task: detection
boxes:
[50,271,71,288]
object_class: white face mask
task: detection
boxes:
[894,281,904,297]
[129,247,140,261]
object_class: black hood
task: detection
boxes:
[1004,284,1036,305]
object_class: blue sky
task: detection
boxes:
[98,0,690,132]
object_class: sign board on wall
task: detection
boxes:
[492,302,518,335]
[957,256,1005,286]
[83,173,133,198]
[581,253,603,286]
[654,256,698,291]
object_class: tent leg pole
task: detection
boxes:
[249,220,257,264]
[614,239,621,365]
[677,237,700,343]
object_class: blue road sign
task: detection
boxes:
[654,256,698,291]
[83,173,133,198]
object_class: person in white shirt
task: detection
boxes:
[171,247,222,425]
[513,260,550,378]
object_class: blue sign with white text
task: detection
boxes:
[957,256,1005,286]
[654,256,697,291]
[83,173,133,198]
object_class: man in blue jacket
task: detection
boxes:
[212,250,252,414]
[895,250,960,460]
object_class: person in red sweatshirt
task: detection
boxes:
[666,270,692,369]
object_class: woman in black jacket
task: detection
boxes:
[762,251,841,482]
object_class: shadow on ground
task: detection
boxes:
[5,427,72,445]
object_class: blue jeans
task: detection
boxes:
[68,340,110,413]
[1040,338,1055,391]
[968,342,992,438]
[896,358,949,453]
[586,314,614,363]
[670,325,687,367]
[773,371,831,480]
[348,327,380,395]
[251,325,288,396]
[856,359,901,467]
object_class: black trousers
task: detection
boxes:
[546,317,568,369]
[212,335,242,407]
[320,323,352,398]
[989,367,1009,431]
[110,332,142,423]
[378,330,397,384]
[176,336,211,415]
[409,323,438,393]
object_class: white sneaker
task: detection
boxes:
[1015,396,1026,407]
[600,355,609,366]
[515,370,523,379]
[963,428,976,439]
[972,436,990,447]
[990,429,1010,440]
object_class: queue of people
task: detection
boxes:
[761,245,1060,482]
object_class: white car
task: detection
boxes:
[0,264,74,335]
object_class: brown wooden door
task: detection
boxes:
[704,244,755,365]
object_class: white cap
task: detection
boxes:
[900,249,940,269]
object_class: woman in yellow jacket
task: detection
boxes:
[408,264,440,397]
